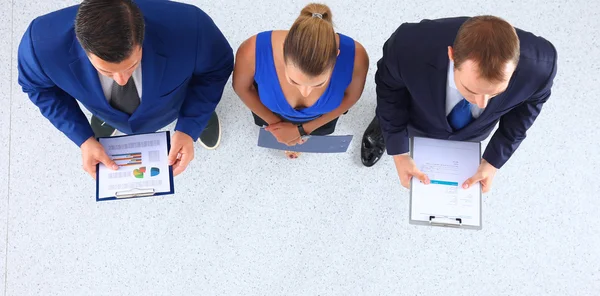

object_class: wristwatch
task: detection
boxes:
[297,124,308,137]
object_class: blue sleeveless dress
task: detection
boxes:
[254,31,356,122]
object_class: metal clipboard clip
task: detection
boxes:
[115,188,156,199]
[429,215,463,227]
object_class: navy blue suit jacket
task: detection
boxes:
[18,0,234,146]
[376,17,558,169]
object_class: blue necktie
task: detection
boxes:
[447,99,473,131]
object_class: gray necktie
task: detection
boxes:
[110,77,140,115]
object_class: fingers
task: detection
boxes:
[172,161,182,176]
[269,130,288,144]
[482,183,490,193]
[171,155,183,176]
[168,143,182,166]
[265,122,283,131]
[273,134,286,144]
[481,179,491,193]
[83,164,96,179]
[400,171,426,189]
[172,142,195,176]
[171,157,187,176]
[412,168,430,185]
[98,151,118,170]
[267,123,300,144]
[285,137,301,146]
[400,174,411,189]
[84,158,108,180]
[277,135,289,145]
[85,151,117,179]
[462,173,483,189]
[173,150,193,176]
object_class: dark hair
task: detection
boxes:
[453,15,520,82]
[75,0,145,63]
[283,3,337,77]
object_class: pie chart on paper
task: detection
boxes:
[133,167,146,179]
[133,167,160,179]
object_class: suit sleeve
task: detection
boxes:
[174,9,234,141]
[375,28,412,155]
[482,48,558,169]
[17,21,94,147]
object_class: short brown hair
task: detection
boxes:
[283,3,337,77]
[453,16,520,82]
[75,0,144,63]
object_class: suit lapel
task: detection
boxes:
[428,50,453,133]
[68,40,114,112]
[132,29,166,119]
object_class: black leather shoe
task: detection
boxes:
[90,115,116,138]
[198,111,221,149]
[361,116,386,167]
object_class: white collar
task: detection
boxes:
[447,60,459,90]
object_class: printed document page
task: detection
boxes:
[410,137,481,226]
[97,132,172,199]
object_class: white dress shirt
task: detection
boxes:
[98,64,143,102]
[446,61,484,118]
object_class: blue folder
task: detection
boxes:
[257,128,353,153]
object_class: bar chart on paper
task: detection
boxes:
[111,152,142,167]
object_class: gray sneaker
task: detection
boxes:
[198,111,221,149]
[91,115,117,138]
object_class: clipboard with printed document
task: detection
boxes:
[95,131,175,201]
[409,137,483,230]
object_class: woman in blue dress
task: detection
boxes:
[233,3,369,159]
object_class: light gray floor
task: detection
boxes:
[3,0,600,295]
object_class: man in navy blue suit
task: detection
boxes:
[360,16,557,193]
[18,0,233,178]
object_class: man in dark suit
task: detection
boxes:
[360,16,557,192]
[18,0,233,178]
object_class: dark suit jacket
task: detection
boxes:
[375,17,557,169]
[18,0,234,146]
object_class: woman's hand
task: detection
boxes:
[265,122,301,145]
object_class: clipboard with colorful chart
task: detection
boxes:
[95,131,175,201]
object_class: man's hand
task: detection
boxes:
[81,137,118,179]
[168,131,195,176]
[393,154,430,189]
[463,159,498,193]
[265,122,301,146]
